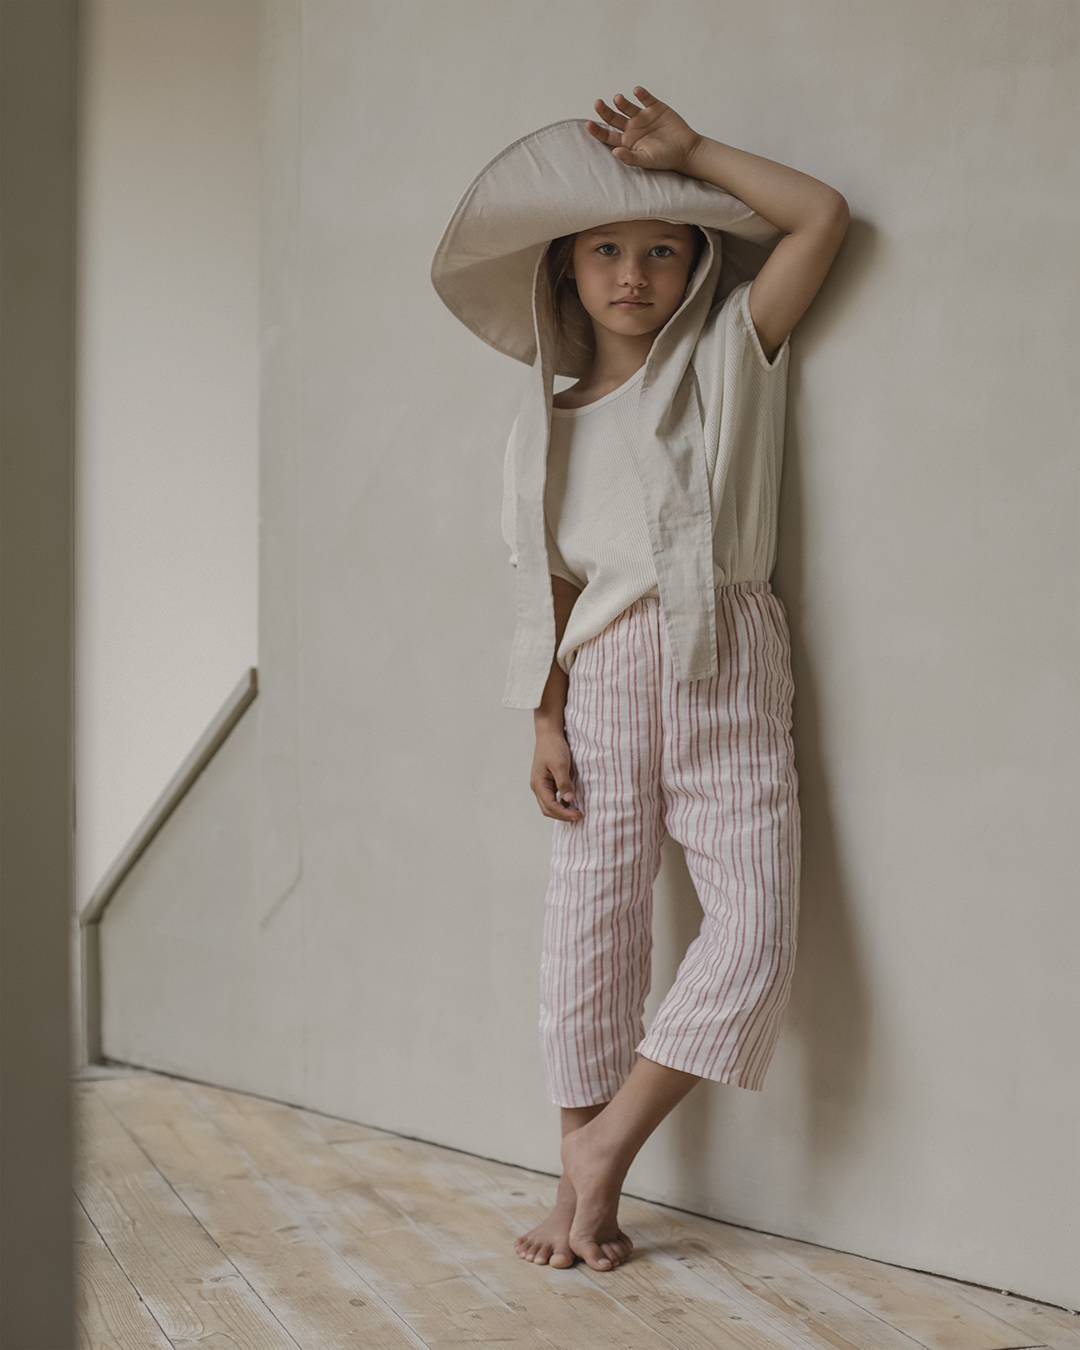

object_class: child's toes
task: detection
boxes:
[549,1243,574,1269]
[572,1237,612,1270]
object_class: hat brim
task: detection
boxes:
[431,119,781,367]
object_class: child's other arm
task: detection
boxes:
[531,576,583,822]
[588,87,848,361]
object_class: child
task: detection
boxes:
[432,88,847,1272]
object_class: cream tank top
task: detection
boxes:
[544,366,660,671]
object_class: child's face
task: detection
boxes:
[569,221,697,342]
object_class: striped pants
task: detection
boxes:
[540,582,800,1107]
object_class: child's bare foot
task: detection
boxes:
[560,1123,634,1271]
[513,1172,577,1267]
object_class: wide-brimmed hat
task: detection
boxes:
[431,119,781,371]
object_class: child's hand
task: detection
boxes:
[587,87,701,175]
[530,729,583,822]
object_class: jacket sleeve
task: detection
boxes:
[694,283,788,406]
[501,418,519,568]
[695,280,791,585]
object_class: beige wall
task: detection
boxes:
[100,0,1079,1308]
[76,0,260,905]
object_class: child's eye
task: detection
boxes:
[651,246,675,257]
[597,243,618,256]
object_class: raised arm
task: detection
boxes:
[588,87,848,360]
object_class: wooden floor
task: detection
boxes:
[76,1070,1078,1350]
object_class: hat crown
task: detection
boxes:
[431,120,780,371]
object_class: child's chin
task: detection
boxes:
[601,316,662,337]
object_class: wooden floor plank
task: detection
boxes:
[298,1107,780,1349]
[404,1151,819,1350]
[610,1195,934,1350]
[75,1198,174,1350]
[77,1074,1071,1350]
[76,1085,301,1350]
[298,1111,931,1350]
[406,1147,936,1350]
[767,1235,1044,1350]
[630,1203,1009,1350]
[462,1154,924,1350]
[95,1076,427,1350]
[328,1131,828,1350]
[184,1079,683,1350]
[299,1094,1055,1350]
[160,1079,595,1350]
[927,1280,1080,1350]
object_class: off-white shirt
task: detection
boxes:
[502,282,789,672]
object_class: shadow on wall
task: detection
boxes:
[778,215,880,1187]
[651,220,880,1214]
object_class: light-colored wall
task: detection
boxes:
[75,0,260,906]
[100,0,1079,1308]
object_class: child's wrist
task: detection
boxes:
[534,710,566,738]
[680,132,711,180]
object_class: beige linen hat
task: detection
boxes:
[431,119,781,374]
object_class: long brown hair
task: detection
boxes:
[544,234,592,374]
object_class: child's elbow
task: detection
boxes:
[823,189,850,238]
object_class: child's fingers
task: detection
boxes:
[632,85,659,108]
[531,734,582,820]
[593,98,629,131]
[552,773,582,820]
[613,92,644,118]
[541,787,582,822]
[585,119,621,148]
[531,768,582,821]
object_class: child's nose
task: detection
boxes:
[618,257,647,287]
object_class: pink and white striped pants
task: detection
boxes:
[540,582,800,1107]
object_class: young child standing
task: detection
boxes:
[432,88,847,1272]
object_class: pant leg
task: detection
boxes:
[637,582,800,1091]
[539,599,667,1107]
